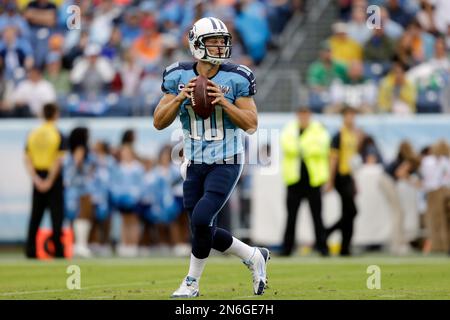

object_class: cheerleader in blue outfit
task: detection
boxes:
[63,127,95,258]
[110,143,144,257]
[89,141,116,256]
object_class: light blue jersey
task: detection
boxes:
[161,61,256,164]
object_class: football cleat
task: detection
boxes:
[243,247,270,295]
[170,276,200,298]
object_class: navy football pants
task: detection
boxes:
[183,160,243,259]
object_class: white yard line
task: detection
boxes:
[0,279,176,297]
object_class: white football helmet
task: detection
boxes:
[188,17,232,65]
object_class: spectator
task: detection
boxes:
[101,26,123,65]
[44,52,71,99]
[381,140,420,255]
[48,33,64,56]
[11,67,56,117]
[24,0,58,68]
[432,0,450,34]
[234,0,271,65]
[359,135,383,165]
[403,19,435,66]
[64,126,95,258]
[407,37,450,92]
[378,61,417,114]
[363,24,397,63]
[347,6,372,45]
[280,106,330,257]
[380,6,404,40]
[139,65,164,115]
[328,22,363,65]
[179,0,208,38]
[0,25,34,82]
[0,1,31,40]
[63,6,94,61]
[396,32,416,69]
[89,0,122,46]
[307,42,348,91]
[119,6,142,48]
[266,0,293,36]
[420,140,450,253]
[226,19,254,67]
[24,103,65,259]
[337,0,353,21]
[63,29,90,69]
[416,0,438,35]
[386,0,414,28]
[159,32,191,68]
[118,48,144,114]
[70,43,115,96]
[132,16,162,68]
[445,24,450,53]
[328,60,378,113]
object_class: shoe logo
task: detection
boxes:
[259,263,265,278]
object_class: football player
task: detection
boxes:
[153,17,270,298]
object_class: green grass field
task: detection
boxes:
[1,254,450,300]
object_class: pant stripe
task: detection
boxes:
[208,161,244,227]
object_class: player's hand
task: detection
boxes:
[207,80,226,105]
[175,77,197,103]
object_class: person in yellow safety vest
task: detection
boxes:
[280,106,330,257]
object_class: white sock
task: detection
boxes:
[187,253,207,280]
[73,219,91,248]
[225,237,256,262]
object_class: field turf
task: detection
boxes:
[1,254,450,300]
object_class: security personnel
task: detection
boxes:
[280,106,330,256]
[24,103,65,258]
[325,106,361,256]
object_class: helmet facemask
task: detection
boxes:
[197,34,232,64]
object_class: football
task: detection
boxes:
[191,75,215,119]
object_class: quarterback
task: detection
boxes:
[153,17,270,298]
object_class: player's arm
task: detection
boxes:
[153,77,196,130]
[207,80,258,134]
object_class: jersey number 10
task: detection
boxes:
[186,105,224,141]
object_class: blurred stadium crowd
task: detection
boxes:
[307,0,450,114]
[345,131,450,255]
[0,0,303,117]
